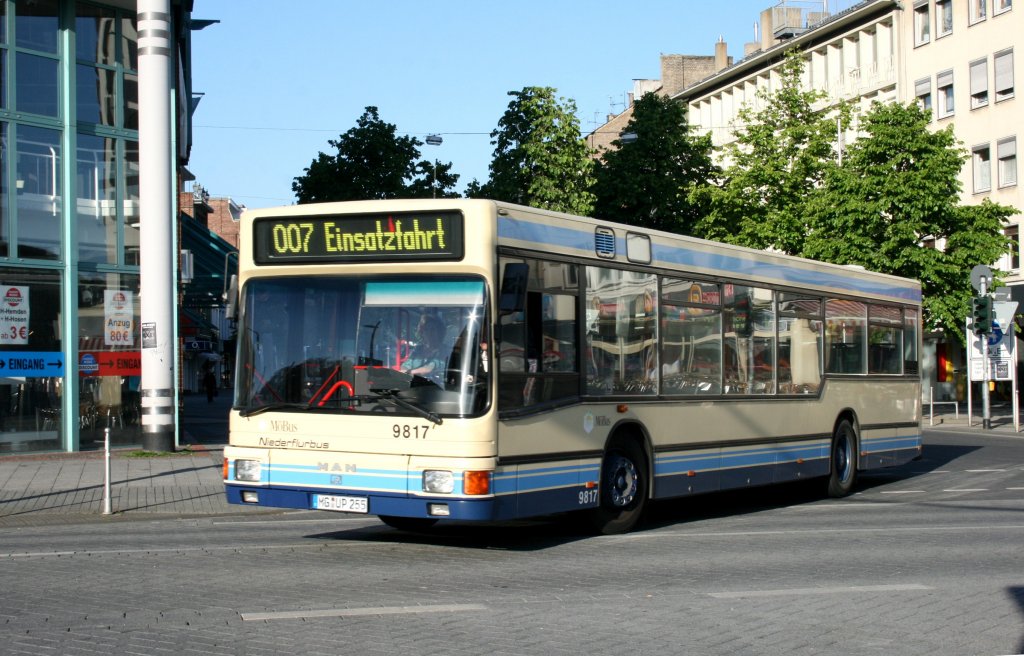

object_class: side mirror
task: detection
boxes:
[224,274,239,321]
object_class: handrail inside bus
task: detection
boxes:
[317,380,355,406]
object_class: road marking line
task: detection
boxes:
[241,604,488,621]
[880,490,926,494]
[1007,487,1024,491]
[708,584,932,599]
[943,489,989,492]
[966,469,1006,473]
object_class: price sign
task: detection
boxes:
[0,285,29,346]
[104,290,134,347]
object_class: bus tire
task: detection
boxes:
[379,516,439,532]
[587,438,648,535]
[827,419,858,498]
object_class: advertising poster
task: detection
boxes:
[104,289,134,347]
[0,285,30,345]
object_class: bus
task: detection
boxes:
[223,199,921,534]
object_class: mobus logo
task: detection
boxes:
[270,420,298,432]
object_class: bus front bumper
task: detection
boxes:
[225,483,508,521]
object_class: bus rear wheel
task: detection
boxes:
[827,419,858,498]
[587,439,648,535]
[379,516,439,532]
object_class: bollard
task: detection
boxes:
[102,426,112,515]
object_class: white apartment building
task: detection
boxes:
[641,0,1019,399]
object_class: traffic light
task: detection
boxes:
[971,296,993,335]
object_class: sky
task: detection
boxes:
[188,0,854,210]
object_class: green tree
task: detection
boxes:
[696,50,850,253]
[592,93,717,234]
[804,101,1015,338]
[477,87,595,215]
[292,106,458,202]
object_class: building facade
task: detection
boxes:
[590,0,1018,401]
[0,0,196,453]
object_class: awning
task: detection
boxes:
[180,215,237,308]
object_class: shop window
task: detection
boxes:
[0,267,63,453]
[77,272,142,448]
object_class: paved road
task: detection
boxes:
[1,428,1022,655]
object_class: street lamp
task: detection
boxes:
[425,134,443,198]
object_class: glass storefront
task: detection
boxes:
[0,1,150,452]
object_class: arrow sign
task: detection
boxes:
[0,351,66,377]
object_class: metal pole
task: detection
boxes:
[981,278,991,429]
[138,1,176,451]
[102,427,112,515]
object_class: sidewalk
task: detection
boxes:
[0,390,277,526]
[2,392,1021,527]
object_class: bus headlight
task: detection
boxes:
[235,459,262,482]
[422,470,454,494]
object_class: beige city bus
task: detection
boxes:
[224,199,921,534]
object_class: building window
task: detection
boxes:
[936,0,954,35]
[915,77,933,116]
[914,1,931,45]
[995,0,1012,14]
[1004,225,1020,270]
[995,49,1014,101]
[970,58,989,108]
[937,70,955,118]
[971,0,989,23]
[973,144,992,193]
[998,137,1017,188]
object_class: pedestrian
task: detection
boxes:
[203,365,217,403]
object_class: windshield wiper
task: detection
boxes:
[369,389,443,425]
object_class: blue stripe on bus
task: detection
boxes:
[655,441,830,476]
[498,216,921,303]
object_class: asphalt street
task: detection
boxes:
[0,398,1022,655]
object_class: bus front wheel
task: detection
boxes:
[587,439,648,535]
[827,419,858,498]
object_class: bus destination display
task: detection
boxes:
[253,211,464,264]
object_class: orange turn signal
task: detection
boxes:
[463,471,491,496]
[616,404,629,413]
[222,458,229,480]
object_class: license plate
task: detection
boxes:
[313,494,368,513]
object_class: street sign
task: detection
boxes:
[971,264,993,292]
[0,351,65,377]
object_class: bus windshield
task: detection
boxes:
[235,275,490,419]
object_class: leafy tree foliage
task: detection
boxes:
[804,101,1015,338]
[476,87,595,215]
[292,106,458,203]
[696,51,851,254]
[592,93,718,234]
